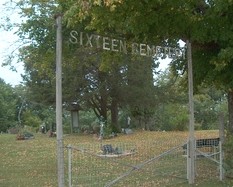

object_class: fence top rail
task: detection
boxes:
[183,138,220,149]
[196,138,220,147]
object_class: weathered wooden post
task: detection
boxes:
[55,14,65,187]
[187,40,195,184]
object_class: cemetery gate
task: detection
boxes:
[64,136,223,186]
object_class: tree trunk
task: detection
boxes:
[100,97,108,121]
[228,90,233,134]
[111,98,120,132]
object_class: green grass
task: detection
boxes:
[0,134,57,187]
[0,130,233,186]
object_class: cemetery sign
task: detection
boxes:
[69,31,185,59]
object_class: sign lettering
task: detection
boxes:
[69,31,185,59]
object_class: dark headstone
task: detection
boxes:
[102,144,114,154]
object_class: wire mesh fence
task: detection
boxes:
[194,138,223,181]
[0,132,224,186]
[66,140,188,187]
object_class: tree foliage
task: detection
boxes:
[3,0,233,135]
[0,79,18,132]
[4,0,160,132]
[63,0,233,130]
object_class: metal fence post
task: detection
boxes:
[187,141,189,180]
[219,140,224,181]
[68,144,72,187]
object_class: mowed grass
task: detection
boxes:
[0,130,232,187]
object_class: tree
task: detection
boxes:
[0,79,18,132]
[125,55,156,130]
[153,69,189,131]
[63,0,233,133]
[5,0,159,132]
[194,86,227,130]
[7,0,233,134]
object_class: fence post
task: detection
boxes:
[68,144,72,187]
[187,141,189,180]
[219,141,224,181]
[219,112,224,181]
[55,14,65,187]
[187,40,195,184]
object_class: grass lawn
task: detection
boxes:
[0,130,233,186]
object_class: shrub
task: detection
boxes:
[224,135,233,178]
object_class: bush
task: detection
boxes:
[224,135,233,178]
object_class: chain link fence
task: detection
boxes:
[65,136,223,186]
[66,141,188,186]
